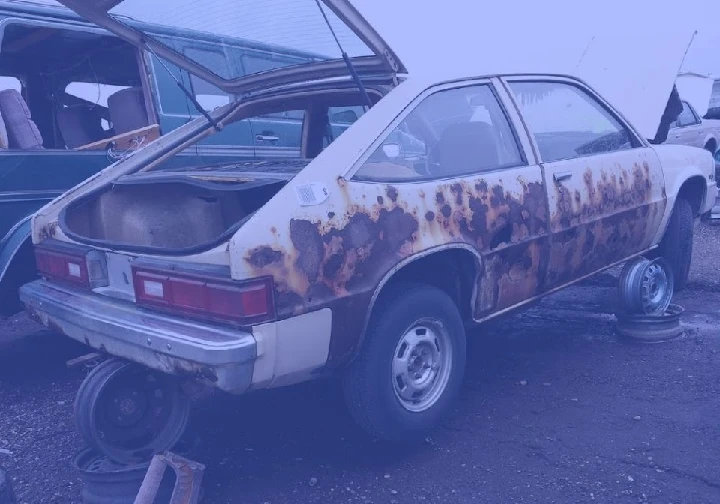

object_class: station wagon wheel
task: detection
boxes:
[74,358,191,465]
[343,282,466,443]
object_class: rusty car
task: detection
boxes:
[17,0,718,458]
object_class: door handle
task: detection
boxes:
[255,134,279,143]
[553,171,572,183]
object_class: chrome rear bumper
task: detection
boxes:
[20,280,256,393]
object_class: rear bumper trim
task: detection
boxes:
[19,280,256,393]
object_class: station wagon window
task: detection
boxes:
[675,101,700,128]
[183,47,233,112]
[354,84,524,181]
[508,81,636,163]
[65,82,130,130]
[0,23,149,150]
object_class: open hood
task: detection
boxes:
[575,28,698,141]
[56,0,406,94]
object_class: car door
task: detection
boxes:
[504,77,667,290]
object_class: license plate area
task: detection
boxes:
[93,252,136,301]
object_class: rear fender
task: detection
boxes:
[0,216,32,285]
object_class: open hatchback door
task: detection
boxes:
[57,0,406,94]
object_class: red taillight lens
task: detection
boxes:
[132,267,275,325]
[35,247,89,288]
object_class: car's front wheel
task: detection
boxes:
[343,282,467,443]
[656,197,694,291]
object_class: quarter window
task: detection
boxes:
[508,81,636,163]
[353,84,524,181]
[675,102,699,127]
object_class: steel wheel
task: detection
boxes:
[392,319,453,413]
[618,257,674,315]
[74,358,191,465]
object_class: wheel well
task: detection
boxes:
[704,138,717,154]
[379,249,479,322]
[677,176,707,216]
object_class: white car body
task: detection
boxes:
[666,99,720,155]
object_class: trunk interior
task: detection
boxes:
[62,178,286,251]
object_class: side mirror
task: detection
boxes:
[382,143,401,159]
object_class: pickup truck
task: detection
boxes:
[18,0,718,460]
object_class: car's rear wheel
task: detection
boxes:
[656,198,694,291]
[343,282,466,443]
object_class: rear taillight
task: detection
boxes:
[35,245,88,288]
[35,243,108,290]
[132,266,275,325]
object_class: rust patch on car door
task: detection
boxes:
[542,152,666,290]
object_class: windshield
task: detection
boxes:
[109,0,373,81]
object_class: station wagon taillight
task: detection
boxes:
[131,266,275,325]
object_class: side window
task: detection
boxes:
[329,106,364,125]
[184,47,232,111]
[65,82,129,130]
[676,102,699,127]
[508,81,636,163]
[354,84,524,181]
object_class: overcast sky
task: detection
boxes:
[351,0,720,77]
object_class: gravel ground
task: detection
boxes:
[1,223,720,504]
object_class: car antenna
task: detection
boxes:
[143,41,222,132]
[313,0,373,110]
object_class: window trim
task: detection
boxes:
[348,79,530,183]
[502,76,645,164]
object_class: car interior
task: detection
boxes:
[0,24,156,151]
[355,86,522,181]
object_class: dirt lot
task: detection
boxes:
[1,223,720,504]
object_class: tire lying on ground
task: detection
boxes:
[654,198,694,292]
[343,282,467,443]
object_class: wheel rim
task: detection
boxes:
[640,259,673,314]
[76,359,191,465]
[392,319,453,413]
[95,367,176,456]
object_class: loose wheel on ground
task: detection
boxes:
[74,358,191,465]
[343,282,467,443]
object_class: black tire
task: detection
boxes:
[343,282,466,443]
[656,198,694,291]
